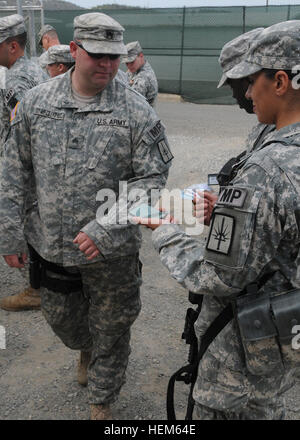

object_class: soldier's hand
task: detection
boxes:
[3,253,28,268]
[73,232,100,261]
[132,213,178,230]
[193,191,218,226]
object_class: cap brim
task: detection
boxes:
[217,72,228,89]
[80,39,127,55]
[122,55,137,63]
[39,53,50,68]
[227,60,262,79]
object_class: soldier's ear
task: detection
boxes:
[7,40,18,54]
[69,41,78,60]
[274,71,289,96]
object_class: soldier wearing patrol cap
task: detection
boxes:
[135,20,300,420]
[0,12,172,420]
[193,28,278,225]
[40,44,75,78]
[123,40,158,106]
[38,24,60,51]
[0,14,47,313]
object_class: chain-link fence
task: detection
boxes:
[1,4,300,104]
[0,3,43,58]
[42,5,300,104]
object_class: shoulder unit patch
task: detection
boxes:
[206,213,235,255]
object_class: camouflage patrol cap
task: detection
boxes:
[0,14,26,44]
[122,41,143,63]
[73,12,127,55]
[228,20,300,79]
[38,24,56,46]
[217,28,264,88]
[42,45,74,66]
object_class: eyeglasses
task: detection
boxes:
[75,41,120,60]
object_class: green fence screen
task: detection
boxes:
[43,5,300,104]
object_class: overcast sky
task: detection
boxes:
[69,0,300,8]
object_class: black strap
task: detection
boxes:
[185,303,233,420]
[28,243,83,294]
[167,270,278,420]
[166,303,233,420]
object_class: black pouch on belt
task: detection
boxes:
[235,288,300,375]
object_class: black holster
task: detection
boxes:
[28,244,41,289]
[28,244,83,294]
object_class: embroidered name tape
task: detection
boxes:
[35,108,65,119]
[217,187,247,208]
[206,214,235,255]
[96,118,128,128]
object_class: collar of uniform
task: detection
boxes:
[259,122,300,148]
[55,67,114,113]
[135,60,147,75]
[9,55,26,71]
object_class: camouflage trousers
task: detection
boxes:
[194,401,285,420]
[192,348,295,420]
[40,253,142,405]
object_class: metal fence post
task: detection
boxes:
[17,0,22,16]
[287,5,291,21]
[40,0,45,26]
[243,6,246,34]
[179,6,186,96]
[28,9,37,57]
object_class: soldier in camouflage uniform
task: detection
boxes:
[38,24,60,51]
[136,20,300,419]
[123,40,158,107]
[0,14,48,312]
[0,12,172,420]
[40,44,75,78]
[194,28,276,225]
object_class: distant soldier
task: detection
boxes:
[38,24,60,51]
[0,14,47,312]
[40,44,75,77]
[123,40,158,106]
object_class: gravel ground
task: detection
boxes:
[0,98,300,420]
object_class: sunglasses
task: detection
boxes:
[75,41,120,60]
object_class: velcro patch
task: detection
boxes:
[217,187,247,208]
[206,214,235,255]
[148,120,163,142]
[34,108,65,120]
[10,102,20,122]
[157,138,173,164]
[5,88,18,110]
